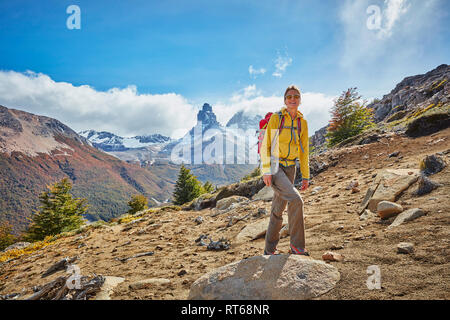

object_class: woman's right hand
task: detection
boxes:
[263,174,272,187]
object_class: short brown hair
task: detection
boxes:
[284,85,301,98]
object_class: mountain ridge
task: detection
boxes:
[0,106,175,232]
[310,64,450,149]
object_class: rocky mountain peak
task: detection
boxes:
[226,111,262,130]
[0,105,89,156]
[196,103,220,129]
[369,64,449,122]
[310,64,449,150]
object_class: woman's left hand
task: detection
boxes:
[301,179,309,191]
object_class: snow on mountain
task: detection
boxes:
[80,104,262,166]
[78,130,172,152]
[168,104,260,165]
[226,110,262,131]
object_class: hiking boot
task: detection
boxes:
[289,245,310,256]
[263,249,280,255]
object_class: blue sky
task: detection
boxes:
[0,0,449,137]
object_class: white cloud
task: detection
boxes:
[0,72,336,140]
[0,70,196,139]
[378,0,410,39]
[383,0,409,36]
[248,65,266,78]
[214,85,336,134]
[272,52,293,78]
[339,0,441,71]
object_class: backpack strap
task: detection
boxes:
[297,117,304,153]
[269,111,284,156]
[276,111,285,133]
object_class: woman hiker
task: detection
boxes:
[260,85,310,256]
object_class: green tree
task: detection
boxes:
[326,87,375,147]
[241,166,262,182]
[24,178,87,241]
[173,165,203,205]
[0,220,16,251]
[127,194,148,214]
[202,181,214,193]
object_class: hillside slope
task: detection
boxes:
[1,127,448,300]
[0,106,174,232]
[310,64,449,150]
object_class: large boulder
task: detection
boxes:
[251,186,274,201]
[235,215,287,243]
[414,175,442,196]
[365,169,420,212]
[214,177,265,204]
[387,208,425,229]
[188,255,340,300]
[95,276,125,300]
[376,201,403,219]
[216,195,248,211]
[420,154,446,176]
[405,111,450,137]
[2,242,31,252]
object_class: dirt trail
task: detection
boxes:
[1,128,449,300]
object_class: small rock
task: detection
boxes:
[178,270,188,277]
[207,238,231,251]
[194,216,204,224]
[311,186,323,195]
[129,278,170,290]
[322,251,344,262]
[78,243,86,249]
[351,187,360,193]
[388,151,400,158]
[397,242,414,254]
[330,244,344,250]
[254,208,267,217]
[377,201,403,219]
[359,209,375,221]
[195,234,209,246]
[345,180,359,190]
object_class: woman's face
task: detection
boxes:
[284,89,301,110]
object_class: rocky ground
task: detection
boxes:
[0,128,449,300]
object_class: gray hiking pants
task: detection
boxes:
[264,165,306,254]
